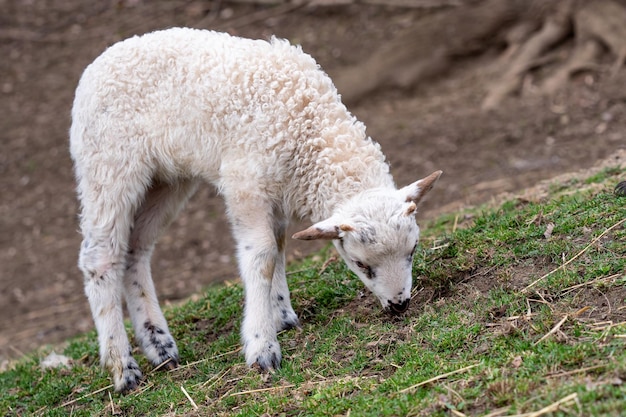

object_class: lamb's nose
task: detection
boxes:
[389,299,410,315]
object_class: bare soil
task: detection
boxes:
[1,0,625,362]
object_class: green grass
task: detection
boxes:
[2,165,625,416]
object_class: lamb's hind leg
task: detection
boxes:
[124,180,199,371]
[78,182,145,393]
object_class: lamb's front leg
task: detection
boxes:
[237,236,283,370]
[270,219,299,332]
[226,195,294,370]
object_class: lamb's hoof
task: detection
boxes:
[275,307,300,332]
[245,339,282,371]
[140,321,180,370]
[253,352,281,372]
[279,317,301,332]
[114,358,143,394]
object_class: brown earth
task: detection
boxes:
[1,0,625,363]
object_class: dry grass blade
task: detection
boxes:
[523,218,626,293]
[560,273,623,296]
[176,346,242,370]
[591,320,626,331]
[452,214,459,233]
[59,384,114,408]
[197,368,230,389]
[502,394,579,416]
[481,406,512,417]
[150,357,176,373]
[108,390,115,415]
[181,385,198,410]
[224,384,296,399]
[447,407,467,417]
[398,364,479,393]
[131,381,155,396]
[546,363,606,378]
[516,393,578,417]
[534,315,568,345]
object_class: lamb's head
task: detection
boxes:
[293,171,442,315]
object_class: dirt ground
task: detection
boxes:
[1,0,625,363]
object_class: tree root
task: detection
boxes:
[330,0,626,107]
[332,0,528,105]
[542,39,602,96]
[484,0,626,108]
[575,0,626,75]
[481,1,573,110]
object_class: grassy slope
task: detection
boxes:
[2,164,625,417]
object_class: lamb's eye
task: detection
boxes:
[406,244,418,263]
[354,260,375,279]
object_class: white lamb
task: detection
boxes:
[70,27,442,393]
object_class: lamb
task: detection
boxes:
[69,27,442,393]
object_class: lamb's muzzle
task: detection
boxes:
[388,299,410,315]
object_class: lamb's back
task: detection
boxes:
[71,29,334,179]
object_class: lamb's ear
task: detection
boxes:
[400,170,443,206]
[292,220,355,241]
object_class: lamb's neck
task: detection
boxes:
[296,149,395,222]
[290,98,395,222]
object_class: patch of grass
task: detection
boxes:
[2,164,625,416]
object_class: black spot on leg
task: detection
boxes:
[143,320,165,334]
[144,321,165,335]
[277,294,284,301]
[143,321,178,365]
[244,245,253,251]
[120,358,143,393]
[254,333,260,339]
